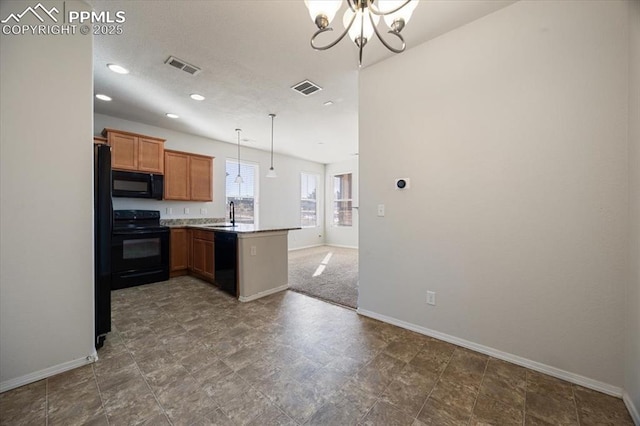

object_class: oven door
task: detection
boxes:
[111,228,169,289]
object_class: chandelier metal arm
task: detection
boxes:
[368,0,414,16]
[370,11,406,54]
[306,0,415,64]
[310,11,357,51]
[346,0,358,13]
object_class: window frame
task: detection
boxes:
[333,172,353,227]
[300,172,319,228]
[225,158,259,226]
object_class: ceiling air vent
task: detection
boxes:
[165,56,201,76]
[291,79,322,96]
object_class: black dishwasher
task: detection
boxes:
[214,232,238,297]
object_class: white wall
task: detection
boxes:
[359,0,629,391]
[625,0,640,420]
[0,1,95,390]
[325,157,359,248]
[94,114,325,249]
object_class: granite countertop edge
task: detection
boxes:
[161,218,300,234]
[188,224,301,234]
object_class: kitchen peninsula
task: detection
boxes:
[168,222,300,302]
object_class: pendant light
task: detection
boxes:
[234,128,243,184]
[266,113,277,178]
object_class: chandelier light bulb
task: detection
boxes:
[344,8,379,45]
[380,0,418,31]
[305,0,342,29]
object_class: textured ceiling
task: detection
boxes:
[90,0,515,164]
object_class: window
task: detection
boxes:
[301,173,318,227]
[333,173,352,227]
[226,159,258,225]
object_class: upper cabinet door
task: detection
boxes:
[138,137,164,174]
[109,132,138,171]
[164,150,214,201]
[190,155,213,201]
[103,129,166,174]
[164,151,190,200]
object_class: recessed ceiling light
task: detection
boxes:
[190,93,205,101]
[318,142,325,145]
[166,113,179,119]
[107,64,129,74]
[323,101,334,106]
[95,94,112,101]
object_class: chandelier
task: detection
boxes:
[304,0,419,65]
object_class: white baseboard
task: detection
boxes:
[623,392,640,425]
[357,308,624,398]
[325,244,358,249]
[289,244,359,251]
[239,284,289,302]
[289,244,324,251]
[0,351,98,393]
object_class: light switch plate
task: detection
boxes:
[377,204,385,217]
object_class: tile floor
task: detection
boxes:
[0,276,634,425]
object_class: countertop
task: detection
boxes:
[186,223,301,234]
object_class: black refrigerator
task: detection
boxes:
[94,144,112,348]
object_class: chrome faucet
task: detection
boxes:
[229,201,235,226]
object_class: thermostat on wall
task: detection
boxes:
[395,178,410,190]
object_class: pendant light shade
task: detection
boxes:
[266,113,277,178]
[234,128,243,184]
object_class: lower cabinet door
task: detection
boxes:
[192,237,214,282]
[170,228,188,272]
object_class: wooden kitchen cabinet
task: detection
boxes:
[164,150,213,201]
[190,229,214,282]
[138,137,165,173]
[170,228,189,276]
[190,154,214,201]
[164,151,190,200]
[102,128,165,174]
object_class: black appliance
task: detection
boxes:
[214,232,238,297]
[112,170,163,200]
[111,210,170,290]
[94,144,112,349]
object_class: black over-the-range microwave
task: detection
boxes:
[112,170,163,200]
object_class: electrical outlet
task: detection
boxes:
[184,207,189,214]
[250,246,257,256]
[201,208,207,215]
[166,207,172,215]
[427,291,436,306]
[377,204,385,217]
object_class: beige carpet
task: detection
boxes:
[288,245,358,308]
